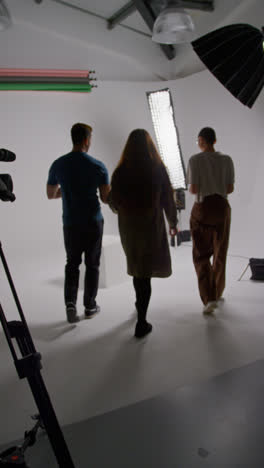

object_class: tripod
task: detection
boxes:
[0,241,76,468]
[0,414,43,467]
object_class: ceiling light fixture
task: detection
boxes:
[0,0,12,31]
[152,1,194,45]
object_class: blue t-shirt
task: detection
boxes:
[47,151,109,226]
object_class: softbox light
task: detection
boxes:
[192,23,264,108]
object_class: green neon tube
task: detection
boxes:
[0,82,92,92]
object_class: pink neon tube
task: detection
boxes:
[0,69,91,77]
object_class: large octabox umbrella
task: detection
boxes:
[192,23,264,108]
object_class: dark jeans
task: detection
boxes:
[133,277,152,323]
[63,220,104,308]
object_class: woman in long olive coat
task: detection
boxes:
[109,129,178,338]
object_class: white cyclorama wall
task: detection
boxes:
[0,72,264,447]
[0,72,264,264]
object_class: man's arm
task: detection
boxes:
[227,183,234,194]
[189,184,198,194]
[227,157,235,194]
[99,184,111,203]
[187,158,198,195]
[46,184,62,199]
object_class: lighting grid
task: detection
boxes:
[0,68,96,92]
[147,88,186,190]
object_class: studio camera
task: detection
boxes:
[0,148,16,202]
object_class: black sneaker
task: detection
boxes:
[66,303,80,323]
[84,304,100,319]
[134,321,152,338]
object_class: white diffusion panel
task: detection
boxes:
[147,88,186,189]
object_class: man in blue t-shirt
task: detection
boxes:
[47,123,110,323]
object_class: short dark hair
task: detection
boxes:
[71,123,92,145]
[198,127,216,145]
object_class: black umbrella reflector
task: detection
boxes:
[192,24,264,108]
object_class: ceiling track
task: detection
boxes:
[50,0,151,38]
[41,0,214,61]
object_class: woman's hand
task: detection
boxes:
[169,227,178,237]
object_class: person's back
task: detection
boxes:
[187,127,235,315]
[108,129,178,338]
[47,123,110,323]
[51,151,107,226]
[188,151,234,203]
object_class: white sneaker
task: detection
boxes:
[203,301,217,315]
[217,297,225,302]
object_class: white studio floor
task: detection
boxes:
[0,239,263,445]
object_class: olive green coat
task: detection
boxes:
[109,165,177,278]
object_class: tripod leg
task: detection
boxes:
[27,372,75,468]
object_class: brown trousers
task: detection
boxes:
[190,194,231,305]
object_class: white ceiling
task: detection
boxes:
[1,0,263,81]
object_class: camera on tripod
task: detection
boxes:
[0,148,16,202]
[0,150,76,467]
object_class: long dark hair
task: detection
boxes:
[111,129,165,212]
